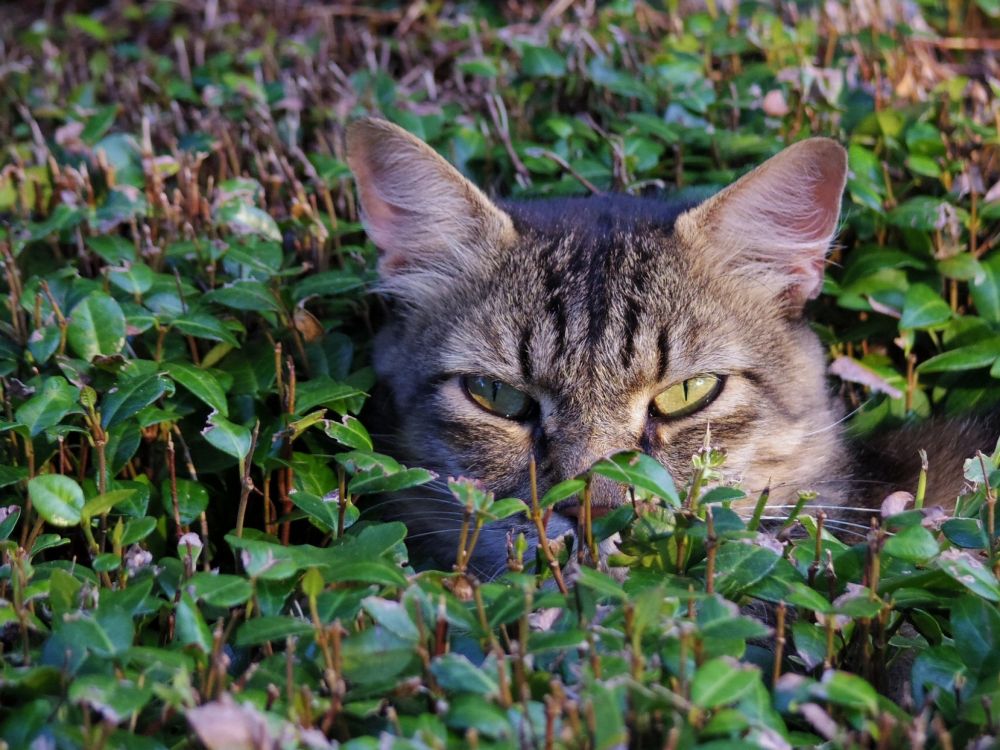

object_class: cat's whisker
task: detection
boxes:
[759,477,898,492]
[799,398,874,438]
[820,527,871,540]
[764,504,882,514]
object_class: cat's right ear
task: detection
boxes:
[676,137,847,314]
[346,118,515,279]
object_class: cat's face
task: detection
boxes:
[347,118,848,576]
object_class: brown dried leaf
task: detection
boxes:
[828,356,903,399]
[881,491,913,517]
[186,696,271,750]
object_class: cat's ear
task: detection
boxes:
[346,117,515,277]
[676,137,847,312]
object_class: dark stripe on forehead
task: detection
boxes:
[585,238,612,344]
[620,237,656,368]
[542,243,567,355]
[621,297,640,367]
[518,324,533,381]
[656,327,671,381]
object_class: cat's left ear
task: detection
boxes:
[676,138,847,313]
[346,117,515,282]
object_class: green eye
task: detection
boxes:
[462,376,534,420]
[652,375,722,419]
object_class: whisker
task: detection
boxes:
[764,504,881,514]
[799,399,874,438]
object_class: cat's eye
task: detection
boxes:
[462,376,534,421]
[652,375,722,419]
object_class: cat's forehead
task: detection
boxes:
[501,193,693,239]
[432,206,770,389]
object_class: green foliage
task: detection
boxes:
[0,1,999,749]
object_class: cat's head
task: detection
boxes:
[347,117,848,576]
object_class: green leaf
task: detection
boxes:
[520,44,567,77]
[188,573,254,607]
[215,200,282,241]
[172,312,240,346]
[817,671,879,714]
[690,657,759,709]
[971,254,1000,323]
[204,281,280,313]
[876,109,904,138]
[938,253,983,282]
[539,478,585,509]
[65,13,110,41]
[223,239,283,277]
[93,552,121,572]
[0,465,27,489]
[349,467,435,495]
[162,478,210,525]
[900,284,952,330]
[888,197,957,231]
[488,497,529,520]
[906,154,941,178]
[121,516,157,545]
[882,524,940,564]
[458,58,499,78]
[29,475,84,527]
[590,451,678,505]
[294,377,366,415]
[174,592,212,652]
[912,645,967,705]
[951,596,1000,678]
[15,377,80,437]
[976,0,999,17]
[202,413,252,461]
[937,549,1000,600]
[290,491,356,534]
[322,415,372,450]
[235,615,314,646]
[69,675,150,723]
[293,270,366,303]
[107,263,154,295]
[164,362,228,416]
[431,653,499,696]
[82,489,138,521]
[101,371,173,429]
[941,518,987,549]
[444,693,512,739]
[712,543,780,597]
[67,292,127,360]
[80,105,119,144]
[86,235,135,264]
[917,339,1000,373]
[575,567,627,601]
[791,621,827,670]
[361,597,419,641]
[0,506,21,540]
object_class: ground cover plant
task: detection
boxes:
[0,0,999,747]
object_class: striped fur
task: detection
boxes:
[347,118,995,576]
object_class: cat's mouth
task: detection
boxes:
[553,501,616,521]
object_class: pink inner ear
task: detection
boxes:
[801,160,845,241]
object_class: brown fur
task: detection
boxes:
[346,118,997,575]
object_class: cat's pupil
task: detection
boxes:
[463,375,533,421]
[652,375,722,419]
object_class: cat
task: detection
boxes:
[345,116,996,578]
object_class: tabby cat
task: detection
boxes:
[346,117,995,578]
